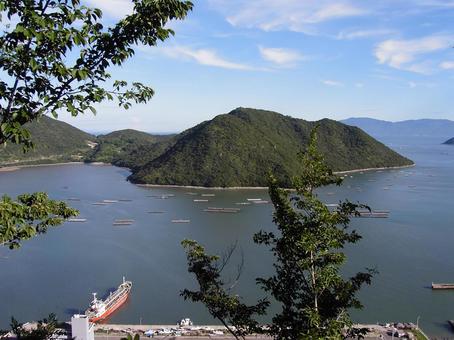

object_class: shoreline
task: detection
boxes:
[0,161,108,172]
[0,161,415,188]
[333,163,415,175]
[135,163,416,190]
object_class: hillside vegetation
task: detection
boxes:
[129,108,413,187]
[86,129,175,169]
[0,116,96,165]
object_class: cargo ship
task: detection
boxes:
[85,277,132,322]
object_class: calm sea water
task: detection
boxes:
[1,135,454,337]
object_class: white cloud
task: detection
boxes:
[337,29,395,40]
[355,82,364,88]
[440,61,454,69]
[211,0,367,33]
[159,46,256,71]
[408,81,417,88]
[85,0,133,18]
[374,34,453,74]
[322,79,344,87]
[259,46,304,67]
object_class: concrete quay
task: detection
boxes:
[93,323,430,340]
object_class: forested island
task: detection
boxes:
[0,108,413,187]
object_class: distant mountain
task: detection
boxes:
[129,108,413,187]
[443,137,454,145]
[86,129,175,169]
[342,118,454,138]
[0,116,96,166]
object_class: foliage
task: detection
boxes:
[0,115,95,165]
[0,0,193,149]
[10,313,60,339]
[0,192,78,249]
[130,107,413,187]
[181,239,269,340]
[182,128,375,339]
[121,334,140,340]
[253,128,375,339]
[0,119,176,167]
[86,129,175,169]
[0,0,192,247]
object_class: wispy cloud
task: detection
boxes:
[259,46,304,67]
[210,0,367,34]
[355,82,364,88]
[322,79,344,87]
[440,61,454,69]
[158,46,256,71]
[374,34,453,74]
[337,29,396,40]
[85,0,133,18]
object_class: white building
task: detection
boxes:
[71,315,94,340]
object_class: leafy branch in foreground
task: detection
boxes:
[181,239,269,340]
[0,0,193,149]
[0,0,192,247]
[182,127,376,339]
[0,192,77,249]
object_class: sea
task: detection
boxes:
[0,134,453,337]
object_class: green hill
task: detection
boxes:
[129,108,413,187]
[443,137,454,145]
[0,116,96,166]
[86,129,175,169]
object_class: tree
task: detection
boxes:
[0,0,193,246]
[181,239,269,340]
[183,128,375,339]
[121,334,140,340]
[10,313,60,339]
[0,0,193,148]
[254,128,375,339]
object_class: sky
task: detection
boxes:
[58,0,454,133]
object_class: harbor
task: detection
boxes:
[1,135,454,337]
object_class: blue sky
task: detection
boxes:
[60,0,454,133]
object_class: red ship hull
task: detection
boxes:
[89,291,129,323]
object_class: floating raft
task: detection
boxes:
[92,202,109,206]
[247,198,262,201]
[432,283,454,290]
[118,199,132,202]
[252,200,270,204]
[204,207,241,213]
[103,199,118,203]
[149,194,174,199]
[148,211,165,214]
[171,219,190,223]
[67,218,87,222]
[236,202,251,205]
[113,219,134,226]
[66,198,81,201]
[356,210,390,218]
[194,199,209,202]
